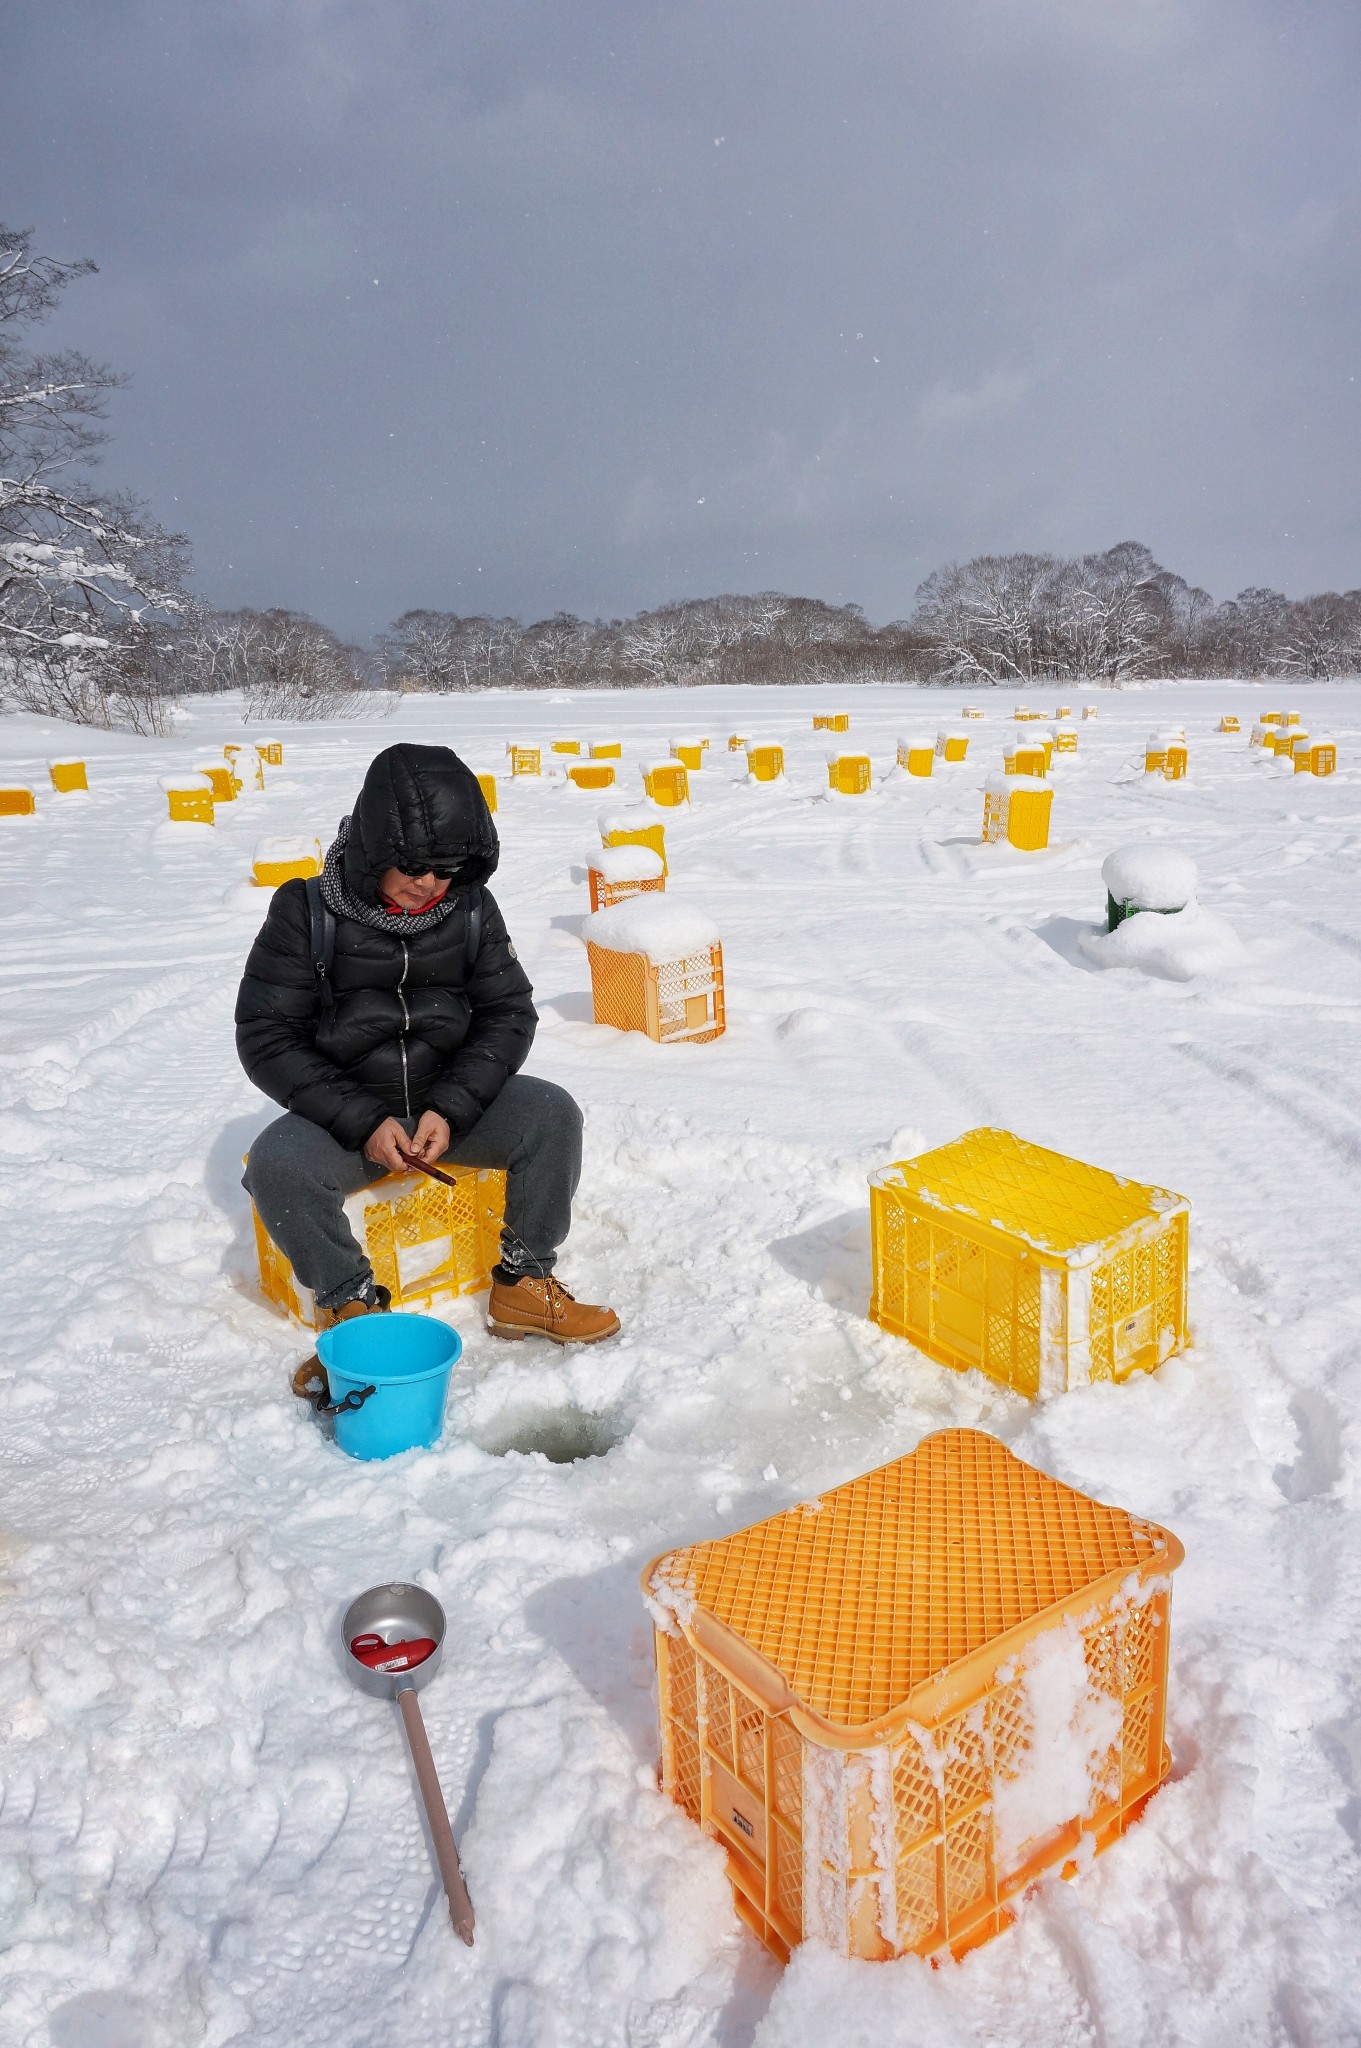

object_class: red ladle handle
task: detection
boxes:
[397,1687,475,1946]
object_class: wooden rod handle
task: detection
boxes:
[397,1687,475,1945]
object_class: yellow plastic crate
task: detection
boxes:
[642,761,689,807]
[601,818,667,874]
[567,762,616,790]
[1081,704,1098,720]
[476,772,497,812]
[48,759,88,792]
[982,780,1051,852]
[249,1161,505,1328]
[195,761,237,802]
[587,940,725,1043]
[1004,743,1047,777]
[1163,742,1187,781]
[257,738,284,766]
[1304,739,1337,776]
[252,835,323,887]
[728,733,750,751]
[162,775,214,824]
[224,742,264,790]
[936,731,969,762]
[746,744,784,782]
[1217,716,1240,733]
[507,744,541,776]
[0,786,36,816]
[551,738,581,755]
[591,740,622,759]
[1053,726,1078,753]
[897,740,934,777]
[813,712,850,732]
[645,1429,1182,1966]
[869,1129,1189,1398]
[671,739,707,770]
[827,753,871,794]
[1053,703,1072,719]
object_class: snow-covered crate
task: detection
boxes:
[1249,722,1270,749]
[249,1161,506,1328]
[1217,715,1240,734]
[1162,737,1188,780]
[252,835,323,887]
[0,785,37,817]
[584,899,724,1043]
[982,776,1052,851]
[507,743,541,776]
[587,844,666,912]
[935,729,969,762]
[1052,721,1078,753]
[1081,704,1098,720]
[475,771,497,812]
[194,760,236,802]
[827,751,871,794]
[590,739,622,759]
[48,758,88,793]
[1003,740,1047,778]
[551,738,582,755]
[644,1429,1182,1967]
[962,704,984,719]
[868,1128,1190,1397]
[1053,703,1072,719]
[728,732,751,751]
[1103,845,1195,929]
[1288,731,1312,769]
[746,743,784,782]
[566,761,616,790]
[670,736,708,770]
[1303,737,1337,776]
[224,742,264,790]
[161,773,214,824]
[642,759,690,807]
[897,736,934,777]
[812,711,850,732]
[256,737,284,766]
[600,810,667,874]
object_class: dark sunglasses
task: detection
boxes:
[395,863,460,882]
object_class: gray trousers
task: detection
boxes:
[243,1075,583,1312]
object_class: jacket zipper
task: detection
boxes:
[397,939,411,1118]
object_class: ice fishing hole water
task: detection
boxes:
[469,1401,629,1464]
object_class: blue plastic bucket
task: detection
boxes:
[315,1312,462,1461]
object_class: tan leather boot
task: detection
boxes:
[486,1273,621,1346]
[291,1287,390,1400]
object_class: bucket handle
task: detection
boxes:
[293,1362,378,1416]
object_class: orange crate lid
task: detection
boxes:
[871,1128,1188,1263]
[645,1430,1182,1743]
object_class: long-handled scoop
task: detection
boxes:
[341,1581,474,1945]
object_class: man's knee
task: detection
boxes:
[243,1113,344,1201]
[512,1076,583,1152]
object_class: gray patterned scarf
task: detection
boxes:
[319,816,462,937]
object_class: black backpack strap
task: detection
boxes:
[304,876,337,1014]
[465,884,484,978]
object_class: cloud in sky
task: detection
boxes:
[3,0,1358,637]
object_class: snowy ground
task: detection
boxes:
[1,681,1359,2048]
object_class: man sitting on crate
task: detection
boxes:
[237,742,620,1387]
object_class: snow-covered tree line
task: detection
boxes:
[3,225,1358,732]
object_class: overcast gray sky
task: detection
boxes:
[3,0,1358,640]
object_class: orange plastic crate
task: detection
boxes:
[249,1161,505,1328]
[586,939,724,1043]
[0,787,37,816]
[586,852,665,912]
[645,1429,1182,1965]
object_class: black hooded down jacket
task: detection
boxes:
[235,743,536,1151]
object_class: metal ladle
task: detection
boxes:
[341,1580,475,1945]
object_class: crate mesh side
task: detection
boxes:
[586,943,649,1035]
[654,945,725,1043]
[1089,1214,1186,1382]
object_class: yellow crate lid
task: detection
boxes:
[646,1430,1180,1741]
[871,1127,1187,1262]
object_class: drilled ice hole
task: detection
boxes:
[470,1401,629,1465]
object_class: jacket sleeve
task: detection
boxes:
[423,888,538,1135]
[234,881,392,1152]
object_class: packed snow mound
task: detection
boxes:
[586,844,665,883]
[1081,901,1245,980]
[898,734,934,750]
[1102,844,1198,911]
[582,897,719,960]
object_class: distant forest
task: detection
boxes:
[157,542,1361,724]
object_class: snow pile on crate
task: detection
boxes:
[587,844,665,884]
[254,833,322,868]
[582,898,718,960]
